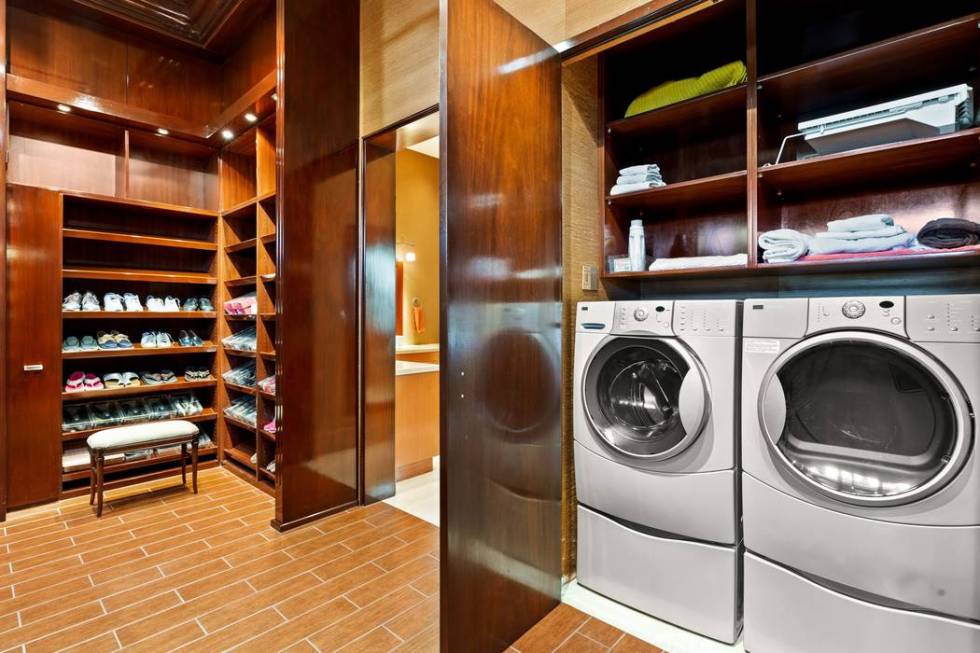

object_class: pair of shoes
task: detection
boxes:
[146,296,181,312]
[177,330,205,347]
[184,367,212,381]
[63,335,101,352]
[140,332,173,348]
[103,372,141,388]
[140,370,176,385]
[96,331,133,350]
[65,371,104,392]
[181,297,215,312]
[63,291,101,312]
[103,293,143,312]
[263,418,277,434]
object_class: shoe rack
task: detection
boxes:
[217,114,280,495]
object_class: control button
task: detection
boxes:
[633,307,649,321]
[890,317,901,325]
[842,300,866,319]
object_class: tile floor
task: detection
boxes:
[0,468,439,652]
[384,459,439,526]
[511,603,664,652]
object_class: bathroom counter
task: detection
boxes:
[396,360,439,376]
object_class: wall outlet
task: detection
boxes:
[581,264,598,291]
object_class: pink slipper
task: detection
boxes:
[84,373,104,391]
[65,371,85,393]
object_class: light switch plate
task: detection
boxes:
[581,265,598,291]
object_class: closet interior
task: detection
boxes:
[595,0,980,280]
[4,2,282,507]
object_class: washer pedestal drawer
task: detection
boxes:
[576,505,742,644]
[744,553,980,653]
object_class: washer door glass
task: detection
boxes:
[584,338,708,459]
[761,333,969,505]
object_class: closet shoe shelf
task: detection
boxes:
[224,414,258,433]
[225,276,257,287]
[224,381,257,396]
[63,228,217,251]
[61,378,217,401]
[63,344,218,359]
[63,311,217,319]
[62,447,218,482]
[62,409,218,441]
[63,267,219,285]
[225,238,258,254]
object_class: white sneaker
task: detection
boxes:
[163,296,181,312]
[103,293,124,312]
[123,293,143,312]
[156,332,174,348]
[140,332,157,348]
[62,292,82,312]
[146,295,166,312]
[81,291,101,312]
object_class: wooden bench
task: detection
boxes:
[86,420,202,516]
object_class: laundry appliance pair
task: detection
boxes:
[574,295,980,652]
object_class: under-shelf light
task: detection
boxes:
[244,112,258,123]
[221,129,234,141]
[56,104,72,113]
[156,128,169,136]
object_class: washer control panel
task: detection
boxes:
[612,301,673,335]
[674,300,738,337]
[907,294,980,342]
[807,297,907,336]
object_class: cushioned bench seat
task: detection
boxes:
[86,420,202,516]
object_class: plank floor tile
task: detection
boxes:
[512,605,666,653]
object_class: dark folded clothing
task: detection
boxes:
[918,218,980,249]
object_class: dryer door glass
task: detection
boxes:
[584,338,707,459]
[765,335,968,504]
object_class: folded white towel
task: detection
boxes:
[814,225,905,240]
[619,164,661,176]
[648,253,747,271]
[758,229,811,263]
[808,230,914,255]
[617,173,663,185]
[610,181,666,196]
[826,214,894,233]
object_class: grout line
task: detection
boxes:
[383,625,404,642]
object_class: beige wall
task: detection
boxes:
[360,0,654,135]
[395,150,441,345]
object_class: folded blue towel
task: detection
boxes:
[617,173,663,185]
[610,181,666,196]
[759,229,811,263]
[619,164,661,176]
[808,230,915,255]
[826,214,894,233]
[814,225,905,240]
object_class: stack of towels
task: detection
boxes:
[610,164,665,196]
[759,214,915,263]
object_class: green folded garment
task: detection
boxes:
[625,60,747,118]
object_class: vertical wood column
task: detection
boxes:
[274,0,360,530]
[0,0,8,520]
[441,0,563,649]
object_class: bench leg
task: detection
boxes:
[181,443,187,486]
[191,439,199,494]
[96,453,106,517]
[89,450,97,506]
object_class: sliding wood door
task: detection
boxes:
[440,0,563,650]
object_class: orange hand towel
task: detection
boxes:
[413,304,425,334]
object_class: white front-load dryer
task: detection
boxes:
[574,300,742,644]
[740,295,980,653]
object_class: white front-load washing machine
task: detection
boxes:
[574,300,742,644]
[741,295,980,653]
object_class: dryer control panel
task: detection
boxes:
[806,297,907,336]
[907,294,980,342]
[675,301,738,337]
[612,301,674,335]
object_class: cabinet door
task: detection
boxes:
[5,185,62,508]
[441,0,563,650]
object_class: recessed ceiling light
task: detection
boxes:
[221,129,234,140]
[156,128,169,136]
[244,112,257,123]
[405,251,417,263]
[56,104,72,113]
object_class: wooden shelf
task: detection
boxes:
[62,410,218,441]
[260,233,277,246]
[259,427,277,442]
[259,465,276,481]
[603,263,750,280]
[259,313,276,320]
[221,190,277,220]
[225,238,258,254]
[259,351,277,361]
[606,170,747,210]
[225,314,257,321]
[759,127,980,191]
[225,276,257,287]
[63,344,217,359]
[223,348,256,358]
[62,447,218,481]
[756,248,980,276]
[63,311,217,320]
[757,14,980,116]
[224,442,257,468]
[261,273,276,283]
[225,381,257,396]
[60,190,219,219]
[258,388,276,400]
[606,84,747,138]
[63,228,217,251]
[62,378,217,401]
[64,267,218,285]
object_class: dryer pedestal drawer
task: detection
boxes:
[577,505,742,644]
[744,553,980,653]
